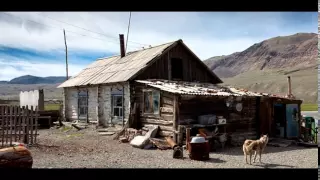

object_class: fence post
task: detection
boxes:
[1,106,4,147]
[9,106,13,146]
[5,106,8,146]
[30,106,34,145]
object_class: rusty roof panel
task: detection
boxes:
[135,80,289,98]
[58,41,176,88]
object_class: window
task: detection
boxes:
[78,90,88,117]
[112,95,123,117]
[171,58,183,80]
[143,90,160,114]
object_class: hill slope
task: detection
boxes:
[204,33,317,78]
[204,33,317,103]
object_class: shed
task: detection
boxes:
[134,80,302,145]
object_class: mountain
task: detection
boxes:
[204,33,317,78]
[6,75,68,84]
[203,33,317,103]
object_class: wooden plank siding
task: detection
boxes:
[130,82,175,137]
[134,43,219,84]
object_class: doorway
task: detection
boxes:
[274,104,286,138]
[171,58,183,80]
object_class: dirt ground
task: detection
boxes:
[29,126,318,169]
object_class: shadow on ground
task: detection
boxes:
[252,162,295,169]
[212,145,316,156]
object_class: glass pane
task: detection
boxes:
[153,91,160,114]
[113,108,119,116]
[119,108,123,117]
[115,96,122,106]
[144,92,152,113]
[79,107,85,115]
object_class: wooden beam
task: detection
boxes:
[173,95,178,143]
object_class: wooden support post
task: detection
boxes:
[177,125,183,146]
[186,128,191,150]
[173,95,178,143]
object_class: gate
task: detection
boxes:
[0,105,38,147]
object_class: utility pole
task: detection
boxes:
[63,29,69,80]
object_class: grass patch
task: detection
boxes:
[61,126,72,132]
[301,104,317,111]
[45,104,61,111]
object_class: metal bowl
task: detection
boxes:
[190,136,207,143]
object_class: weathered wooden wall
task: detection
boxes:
[134,43,220,84]
[130,82,175,138]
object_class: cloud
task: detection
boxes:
[0,58,85,81]
[0,12,317,80]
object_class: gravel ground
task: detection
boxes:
[29,127,318,168]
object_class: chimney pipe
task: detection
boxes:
[287,76,292,98]
[119,34,125,58]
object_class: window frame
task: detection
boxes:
[78,90,88,119]
[111,94,123,118]
[142,89,160,115]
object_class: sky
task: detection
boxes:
[0,12,317,81]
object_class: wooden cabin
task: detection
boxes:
[58,37,222,127]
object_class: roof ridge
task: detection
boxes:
[96,39,180,61]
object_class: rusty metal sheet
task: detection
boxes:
[135,80,289,98]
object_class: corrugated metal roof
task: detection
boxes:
[136,80,289,98]
[58,41,178,88]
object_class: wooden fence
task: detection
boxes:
[0,105,38,147]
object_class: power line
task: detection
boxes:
[0,12,142,48]
[35,12,149,47]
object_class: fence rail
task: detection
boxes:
[0,105,38,147]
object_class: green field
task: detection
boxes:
[45,104,61,111]
[301,104,317,111]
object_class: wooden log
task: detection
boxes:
[0,145,33,168]
[158,130,174,137]
[162,97,173,105]
[160,107,173,113]
[144,125,174,132]
[141,119,173,126]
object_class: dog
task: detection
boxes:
[242,134,269,165]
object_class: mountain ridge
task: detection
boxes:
[0,75,69,84]
[204,33,317,78]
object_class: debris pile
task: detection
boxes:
[116,125,184,159]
